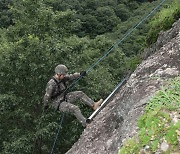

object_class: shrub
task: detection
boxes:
[146,0,180,45]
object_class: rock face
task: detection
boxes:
[66,19,180,154]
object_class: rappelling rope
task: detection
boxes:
[50,113,65,154]
[50,0,166,153]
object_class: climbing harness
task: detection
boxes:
[51,77,67,100]
[48,0,166,153]
[51,77,68,110]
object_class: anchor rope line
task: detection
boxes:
[87,0,166,73]
[50,113,65,154]
[49,0,166,153]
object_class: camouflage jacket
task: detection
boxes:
[43,73,80,106]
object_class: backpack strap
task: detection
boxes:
[51,77,67,101]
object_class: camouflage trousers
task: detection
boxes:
[52,91,94,126]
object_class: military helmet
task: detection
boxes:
[55,64,68,75]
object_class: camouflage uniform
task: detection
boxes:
[43,73,94,126]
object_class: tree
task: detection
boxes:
[0,0,13,28]
[115,4,131,21]
[94,6,120,35]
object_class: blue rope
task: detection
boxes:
[50,0,166,153]
[50,113,65,154]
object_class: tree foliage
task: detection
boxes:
[0,0,13,28]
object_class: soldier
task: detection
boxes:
[43,64,103,127]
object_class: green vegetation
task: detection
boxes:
[119,77,180,154]
[0,0,179,153]
[0,0,13,28]
[147,0,180,44]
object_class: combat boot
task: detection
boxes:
[93,99,103,110]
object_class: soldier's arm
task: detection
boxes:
[43,82,54,107]
[64,73,81,81]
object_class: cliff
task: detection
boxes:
[66,19,180,154]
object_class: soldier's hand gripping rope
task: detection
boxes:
[80,71,87,77]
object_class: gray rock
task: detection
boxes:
[66,19,180,154]
[160,141,169,152]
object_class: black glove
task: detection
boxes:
[80,71,87,77]
[43,105,49,110]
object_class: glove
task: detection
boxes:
[80,71,87,77]
[43,104,49,110]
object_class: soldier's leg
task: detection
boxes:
[66,91,94,108]
[59,101,87,127]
